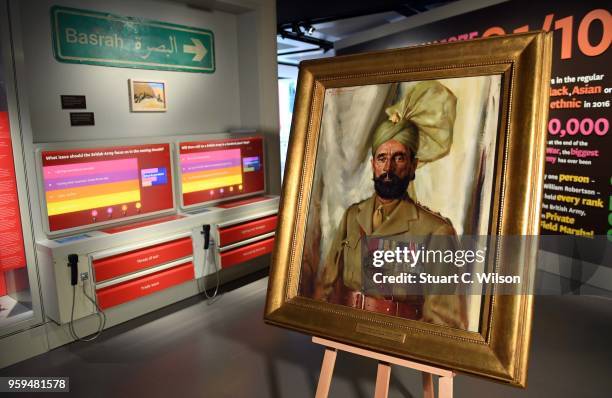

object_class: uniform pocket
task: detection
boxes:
[343,231,361,249]
[342,232,363,288]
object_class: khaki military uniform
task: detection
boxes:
[315,195,467,329]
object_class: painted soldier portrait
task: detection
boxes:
[299,77,502,332]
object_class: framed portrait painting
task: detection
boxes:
[265,32,552,386]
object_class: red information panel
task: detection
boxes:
[0,112,27,272]
[40,143,174,233]
[219,237,275,269]
[179,136,265,207]
[218,215,277,247]
[0,272,6,296]
[93,237,192,282]
[96,262,194,310]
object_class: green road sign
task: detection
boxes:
[51,6,215,73]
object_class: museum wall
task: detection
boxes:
[7,0,280,243]
[0,0,279,367]
[16,0,243,142]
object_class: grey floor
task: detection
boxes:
[1,270,611,398]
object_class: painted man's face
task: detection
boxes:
[371,139,417,199]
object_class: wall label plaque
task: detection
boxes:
[61,95,86,109]
[69,112,95,126]
[51,6,215,73]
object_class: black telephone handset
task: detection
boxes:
[67,253,106,341]
[67,254,79,286]
[200,224,219,302]
[202,225,211,250]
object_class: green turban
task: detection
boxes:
[372,119,419,158]
[371,81,457,163]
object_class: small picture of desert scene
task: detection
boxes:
[129,80,167,112]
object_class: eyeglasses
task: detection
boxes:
[375,152,408,165]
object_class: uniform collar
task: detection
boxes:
[356,194,418,236]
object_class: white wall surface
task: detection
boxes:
[17,0,243,143]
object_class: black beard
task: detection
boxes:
[373,172,411,200]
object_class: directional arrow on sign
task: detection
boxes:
[183,38,207,62]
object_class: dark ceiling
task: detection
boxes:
[276,0,457,68]
[277,0,455,28]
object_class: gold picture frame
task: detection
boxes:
[265,32,552,387]
[129,79,167,112]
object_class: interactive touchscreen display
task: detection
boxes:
[179,136,264,207]
[40,143,174,232]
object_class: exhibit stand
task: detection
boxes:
[34,134,279,345]
[313,337,455,398]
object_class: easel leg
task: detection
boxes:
[438,375,454,398]
[315,348,337,398]
[374,362,391,398]
[422,373,434,398]
[312,337,455,398]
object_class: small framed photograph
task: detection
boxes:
[129,79,167,112]
[265,32,553,387]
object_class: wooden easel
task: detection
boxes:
[313,337,455,398]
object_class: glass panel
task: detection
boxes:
[0,24,34,330]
